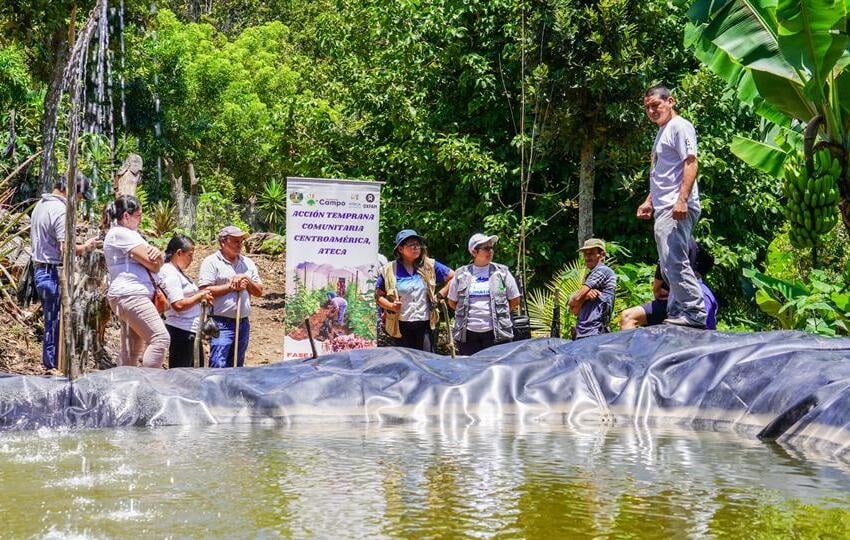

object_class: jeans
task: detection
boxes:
[34,265,60,369]
[108,295,170,368]
[654,207,706,325]
[208,316,250,368]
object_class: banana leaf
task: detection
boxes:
[730,135,788,176]
[775,0,849,92]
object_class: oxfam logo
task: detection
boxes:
[366,193,375,203]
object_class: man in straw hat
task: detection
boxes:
[568,238,616,339]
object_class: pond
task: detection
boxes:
[2,422,849,538]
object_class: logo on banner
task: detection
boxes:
[289,192,304,204]
[366,193,375,203]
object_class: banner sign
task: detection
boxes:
[284,177,382,360]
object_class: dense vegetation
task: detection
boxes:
[1,0,848,334]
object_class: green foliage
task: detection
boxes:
[614,262,657,314]
[255,234,285,256]
[344,283,376,340]
[743,267,850,336]
[686,0,850,239]
[148,200,178,238]
[194,191,250,244]
[257,178,286,234]
[284,275,326,329]
[0,44,31,109]
[527,258,585,337]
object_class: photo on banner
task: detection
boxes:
[284,177,383,360]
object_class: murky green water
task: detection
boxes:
[1,423,849,538]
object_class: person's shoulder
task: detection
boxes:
[159,262,179,278]
[198,252,219,267]
[671,114,695,132]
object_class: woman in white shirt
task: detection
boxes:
[447,233,522,355]
[103,195,169,368]
[160,234,213,368]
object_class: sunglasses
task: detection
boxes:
[476,245,495,252]
[402,243,422,249]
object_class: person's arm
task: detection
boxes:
[446,271,459,310]
[652,278,669,300]
[673,155,698,220]
[69,238,101,256]
[232,273,263,297]
[568,285,593,315]
[129,243,164,272]
[171,289,214,312]
[376,288,401,313]
[636,193,653,220]
[436,267,454,300]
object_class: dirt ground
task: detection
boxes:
[0,243,288,374]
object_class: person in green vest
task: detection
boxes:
[375,229,454,351]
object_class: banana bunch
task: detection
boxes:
[783,150,841,249]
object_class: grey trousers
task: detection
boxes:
[654,207,707,325]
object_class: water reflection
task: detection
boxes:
[0,423,849,538]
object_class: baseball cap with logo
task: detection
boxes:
[467,233,498,255]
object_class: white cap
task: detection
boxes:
[468,233,498,255]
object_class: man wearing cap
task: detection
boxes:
[637,84,707,328]
[568,238,617,339]
[376,229,453,351]
[447,233,522,355]
[198,225,263,367]
[30,173,101,371]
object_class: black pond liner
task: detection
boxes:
[1,326,849,455]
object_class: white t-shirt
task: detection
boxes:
[650,115,700,212]
[448,265,521,333]
[104,225,153,298]
[197,251,262,318]
[160,262,201,333]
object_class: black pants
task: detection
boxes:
[395,320,433,352]
[167,324,203,368]
[458,330,497,356]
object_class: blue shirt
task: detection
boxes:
[376,260,451,322]
[575,263,617,338]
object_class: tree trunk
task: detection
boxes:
[114,153,143,196]
[39,25,71,192]
[577,139,595,245]
[186,161,199,233]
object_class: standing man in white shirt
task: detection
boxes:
[637,85,707,328]
[30,173,100,371]
[197,226,263,367]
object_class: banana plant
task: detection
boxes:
[686,0,850,233]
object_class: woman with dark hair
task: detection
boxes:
[103,195,170,368]
[160,234,214,368]
[375,229,454,351]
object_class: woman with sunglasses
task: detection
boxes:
[376,229,454,351]
[103,195,169,368]
[447,233,522,355]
